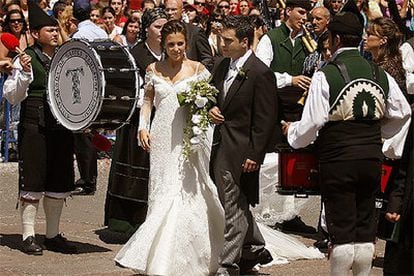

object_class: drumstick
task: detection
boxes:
[281,120,288,126]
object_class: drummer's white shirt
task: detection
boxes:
[287,53,412,159]
[4,51,52,105]
[3,56,34,105]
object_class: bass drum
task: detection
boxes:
[47,39,139,131]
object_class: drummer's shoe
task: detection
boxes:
[21,236,43,255]
[43,234,77,254]
[72,179,96,196]
[274,216,316,235]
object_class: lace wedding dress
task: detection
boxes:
[115,64,323,275]
[114,66,225,275]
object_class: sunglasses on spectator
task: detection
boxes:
[194,1,206,6]
[219,4,230,8]
[10,19,24,24]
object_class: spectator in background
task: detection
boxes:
[206,10,223,56]
[194,0,209,15]
[238,0,250,15]
[119,16,140,48]
[52,0,66,19]
[109,0,127,27]
[0,9,33,60]
[327,0,342,15]
[217,0,231,16]
[183,3,198,24]
[89,5,101,24]
[229,0,238,14]
[19,0,28,20]
[58,5,77,43]
[4,0,21,14]
[250,15,268,52]
[130,9,142,21]
[141,0,155,11]
[164,0,214,70]
[102,6,123,42]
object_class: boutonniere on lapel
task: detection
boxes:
[236,67,249,80]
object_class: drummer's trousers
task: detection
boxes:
[319,159,381,245]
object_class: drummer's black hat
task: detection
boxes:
[28,0,58,30]
[73,0,91,22]
[328,0,364,37]
[286,0,312,10]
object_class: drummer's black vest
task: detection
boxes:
[20,46,56,128]
[316,49,389,163]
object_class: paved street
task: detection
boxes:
[0,161,385,275]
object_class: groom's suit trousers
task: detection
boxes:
[213,167,265,271]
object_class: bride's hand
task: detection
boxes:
[139,129,151,152]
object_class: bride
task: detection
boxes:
[114,20,225,275]
[115,19,323,276]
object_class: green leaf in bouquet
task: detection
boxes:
[177,93,187,106]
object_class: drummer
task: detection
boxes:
[283,1,411,274]
[3,2,77,255]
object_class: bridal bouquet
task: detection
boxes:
[177,79,219,159]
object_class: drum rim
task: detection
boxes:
[47,39,106,131]
[114,41,140,127]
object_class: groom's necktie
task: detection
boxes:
[223,63,237,97]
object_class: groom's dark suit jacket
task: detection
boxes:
[210,53,282,206]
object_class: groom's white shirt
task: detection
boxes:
[223,49,252,96]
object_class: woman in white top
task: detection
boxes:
[119,16,140,48]
[101,6,122,42]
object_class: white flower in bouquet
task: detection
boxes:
[194,95,208,108]
[190,136,201,145]
[192,126,203,135]
[191,114,202,124]
[177,78,219,160]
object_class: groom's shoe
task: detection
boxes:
[239,248,273,274]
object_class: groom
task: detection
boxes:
[209,15,282,275]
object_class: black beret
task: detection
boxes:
[286,0,312,10]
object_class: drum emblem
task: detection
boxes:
[65,67,85,104]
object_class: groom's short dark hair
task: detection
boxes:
[222,15,254,47]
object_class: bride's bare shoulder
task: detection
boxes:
[187,60,205,74]
[146,61,168,77]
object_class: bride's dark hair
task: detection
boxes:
[160,20,187,54]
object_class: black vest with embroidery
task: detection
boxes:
[316,49,389,163]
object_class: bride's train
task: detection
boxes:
[254,152,325,265]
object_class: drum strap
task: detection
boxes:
[330,60,380,84]
[32,43,51,72]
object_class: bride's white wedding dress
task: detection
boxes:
[115,64,323,275]
[114,66,225,275]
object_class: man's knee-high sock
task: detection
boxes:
[43,197,64,239]
[352,242,374,276]
[330,243,354,276]
[20,201,39,240]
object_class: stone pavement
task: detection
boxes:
[0,161,385,275]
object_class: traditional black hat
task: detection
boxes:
[73,0,91,22]
[286,0,312,10]
[328,0,364,36]
[28,1,58,30]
